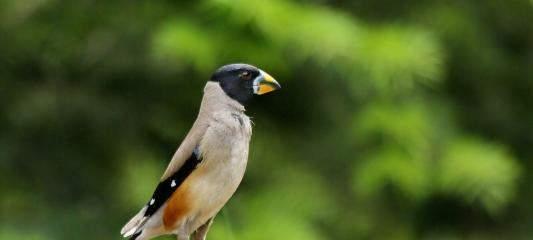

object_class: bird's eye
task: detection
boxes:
[239,71,252,80]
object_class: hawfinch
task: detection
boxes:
[121,63,281,240]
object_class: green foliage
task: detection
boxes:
[119,149,166,208]
[354,102,434,201]
[353,101,521,214]
[440,137,521,214]
[354,146,431,201]
[1,0,532,239]
[356,26,444,93]
[0,227,50,240]
[152,20,217,72]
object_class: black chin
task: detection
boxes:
[218,82,254,106]
[227,91,253,106]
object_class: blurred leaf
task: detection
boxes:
[355,26,444,93]
[353,146,431,201]
[151,20,216,72]
[208,0,362,62]
[439,137,521,214]
[354,101,436,154]
[247,163,335,220]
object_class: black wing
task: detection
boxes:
[143,147,202,217]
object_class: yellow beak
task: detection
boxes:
[255,70,281,95]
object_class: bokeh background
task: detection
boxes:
[1,0,532,239]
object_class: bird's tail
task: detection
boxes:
[121,206,148,239]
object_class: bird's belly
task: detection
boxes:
[194,138,249,212]
[179,143,248,235]
[181,113,251,233]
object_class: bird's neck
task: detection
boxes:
[200,82,246,116]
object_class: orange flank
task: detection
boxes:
[163,184,191,230]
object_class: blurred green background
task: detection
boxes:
[1,0,532,239]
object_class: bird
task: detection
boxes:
[120,63,281,240]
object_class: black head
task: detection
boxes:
[210,63,281,105]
